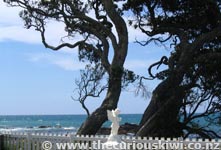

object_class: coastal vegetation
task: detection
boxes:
[4,0,221,138]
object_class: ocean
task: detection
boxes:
[0,114,220,136]
[0,114,142,134]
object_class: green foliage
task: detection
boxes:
[122,69,139,87]
[78,46,101,63]
[125,0,220,39]
[125,0,221,138]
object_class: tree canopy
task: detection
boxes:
[4,0,131,135]
[5,0,221,138]
[124,0,221,138]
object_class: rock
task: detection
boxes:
[97,127,110,135]
[38,125,51,128]
[119,123,139,134]
[97,123,139,135]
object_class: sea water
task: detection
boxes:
[0,114,220,136]
[0,114,142,134]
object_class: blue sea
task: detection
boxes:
[0,114,142,134]
[0,114,220,136]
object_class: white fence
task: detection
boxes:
[0,132,221,150]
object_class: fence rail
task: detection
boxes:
[0,132,221,150]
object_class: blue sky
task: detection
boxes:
[0,1,170,115]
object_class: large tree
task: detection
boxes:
[125,0,221,138]
[6,0,221,138]
[4,0,129,135]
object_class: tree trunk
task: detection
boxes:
[76,0,128,135]
[136,76,185,137]
[136,21,221,138]
[136,42,195,137]
[77,70,122,135]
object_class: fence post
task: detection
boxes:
[0,134,4,150]
[27,133,31,150]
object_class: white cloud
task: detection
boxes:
[1,1,152,72]
[27,52,85,71]
[0,25,41,43]
[0,1,82,45]
[0,1,146,45]
[58,47,78,54]
[125,59,155,70]
[0,1,22,26]
[0,1,40,43]
[52,59,84,71]
[127,24,147,43]
[27,51,155,72]
[0,20,75,45]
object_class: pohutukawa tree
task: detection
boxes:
[4,0,131,135]
[5,0,221,138]
[124,0,221,138]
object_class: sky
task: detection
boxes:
[0,1,170,115]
